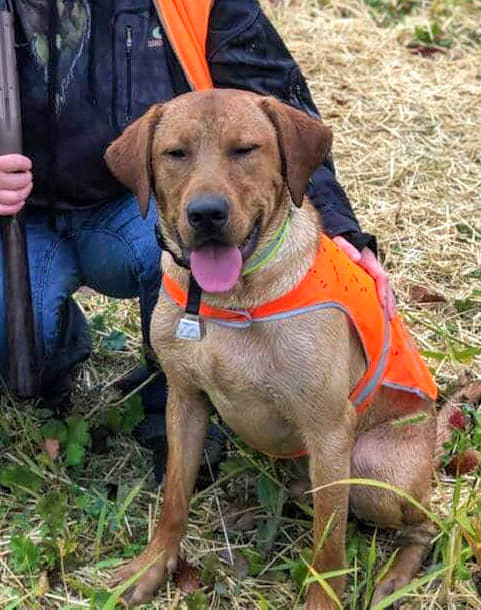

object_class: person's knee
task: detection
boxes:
[78,197,161,299]
[79,231,160,298]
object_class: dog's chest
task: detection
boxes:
[152,294,353,454]
[153,308,329,454]
[203,329,313,452]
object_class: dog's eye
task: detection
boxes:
[165,149,187,159]
[230,145,259,157]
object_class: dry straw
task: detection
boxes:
[265,0,481,388]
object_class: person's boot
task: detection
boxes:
[38,299,92,416]
[38,367,77,416]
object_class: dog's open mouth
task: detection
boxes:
[186,220,260,293]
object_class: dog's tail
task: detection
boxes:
[434,381,481,474]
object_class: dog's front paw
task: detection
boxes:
[111,542,178,607]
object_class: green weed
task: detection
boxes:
[413,21,454,48]
[363,0,418,25]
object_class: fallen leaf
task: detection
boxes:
[409,285,446,304]
[446,449,480,475]
[448,409,467,430]
[36,571,50,597]
[174,557,200,594]
[44,438,60,461]
[332,96,349,106]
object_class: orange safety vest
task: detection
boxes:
[162,235,438,414]
[152,0,214,91]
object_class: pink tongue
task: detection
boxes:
[190,244,242,293]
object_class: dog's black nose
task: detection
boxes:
[187,196,229,234]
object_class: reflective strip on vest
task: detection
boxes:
[152,0,214,91]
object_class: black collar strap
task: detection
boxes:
[175,275,205,341]
[155,222,205,341]
[185,273,202,315]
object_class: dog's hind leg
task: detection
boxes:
[350,412,437,607]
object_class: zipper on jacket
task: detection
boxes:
[125,25,133,123]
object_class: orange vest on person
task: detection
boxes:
[151,0,438,413]
[151,0,214,91]
[162,235,438,414]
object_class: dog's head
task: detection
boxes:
[105,89,332,293]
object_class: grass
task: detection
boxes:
[1,0,481,607]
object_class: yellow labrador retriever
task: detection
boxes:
[105,89,454,608]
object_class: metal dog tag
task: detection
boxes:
[175,314,205,341]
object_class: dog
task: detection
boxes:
[105,89,456,608]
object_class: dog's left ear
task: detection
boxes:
[104,104,164,218]
[260,97,333,207]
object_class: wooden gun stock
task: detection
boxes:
[0,5,39,398]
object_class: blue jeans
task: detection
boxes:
[0,195,163,401]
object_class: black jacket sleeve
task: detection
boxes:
[207,0,375,253]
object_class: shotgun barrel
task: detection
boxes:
[0,2,39,398]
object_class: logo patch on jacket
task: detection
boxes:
[148,26,164,48]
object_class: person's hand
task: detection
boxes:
[333,235,396,320]
[0,154,33,215]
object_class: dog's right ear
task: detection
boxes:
[104,104,164,218]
